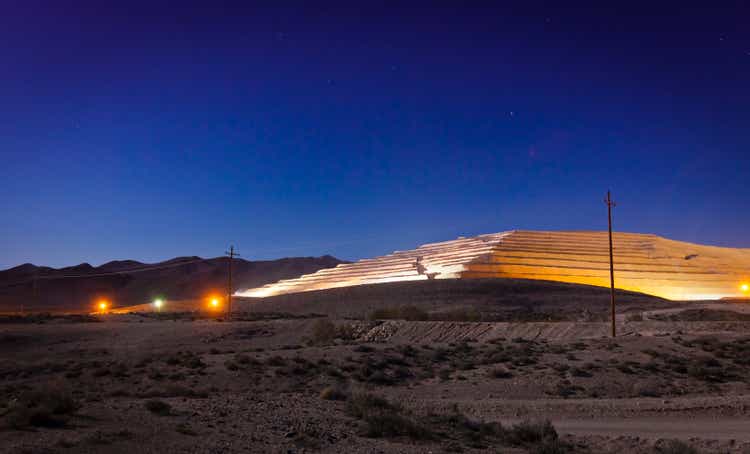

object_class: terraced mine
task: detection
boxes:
[237,230,750,300]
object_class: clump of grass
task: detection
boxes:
[144,399,171,416]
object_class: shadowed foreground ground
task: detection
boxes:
[3,297,750,453]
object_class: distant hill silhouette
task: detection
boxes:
[0,255,345,313]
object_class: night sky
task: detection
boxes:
[2,2,749,269]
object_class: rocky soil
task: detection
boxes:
[2,306,750,453]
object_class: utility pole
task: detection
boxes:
[605,190,617,338]
[225,246,240,317]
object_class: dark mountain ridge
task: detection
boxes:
[0,255,345,313]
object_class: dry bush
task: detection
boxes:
[488,367,513,379]
[346,393,432,440]
[426,405,503,449]
[319,385,349,401]
[654,439,698,454]
[503,419,562,452]
[4,381,80,428]
[311,319,337,344]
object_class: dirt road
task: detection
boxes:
[540,416,750,441]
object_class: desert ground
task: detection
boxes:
[2,280,750,454]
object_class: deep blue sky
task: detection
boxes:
[2,2,749,269]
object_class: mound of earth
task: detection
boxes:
[235,278,679,321]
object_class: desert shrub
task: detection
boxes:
[144,399,171,416]
[266,356,286,366]
[336,323,357,341]
[354,345,374,353]
[438,368,452,381]
[488,367,513,379]
[148,368,165,380]
[165,351,206,369]
[655,439,698,454]
[4,382,80,428]
[529,437,568,454]
[176,423,197,436]
[326,367,344,378]
[427,405,503,448]
[632,381,662,398]
[347,393,396,418]
[363,410,432,439]
[85,430,134,445]
[503,419,558,446]
[347,393,431,439]
[551,383,582,398]
[319,386,349,401]
[280,344,303,350]
[367,370,394,386]
[184,355,206,369]
[570,367,592,378]
[234,353,259,365]
[108,388,131,397]
[311,319,337,344]
[626,313,644,322]
[432,348,450,362]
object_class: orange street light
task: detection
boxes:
[207,295,221,310]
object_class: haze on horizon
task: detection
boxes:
[2,2,749,270]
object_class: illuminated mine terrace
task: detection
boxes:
[236,231,750,301]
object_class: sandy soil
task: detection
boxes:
[2,307,750,453]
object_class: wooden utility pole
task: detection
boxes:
[605,191,617,337]
[225,246,240,317]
